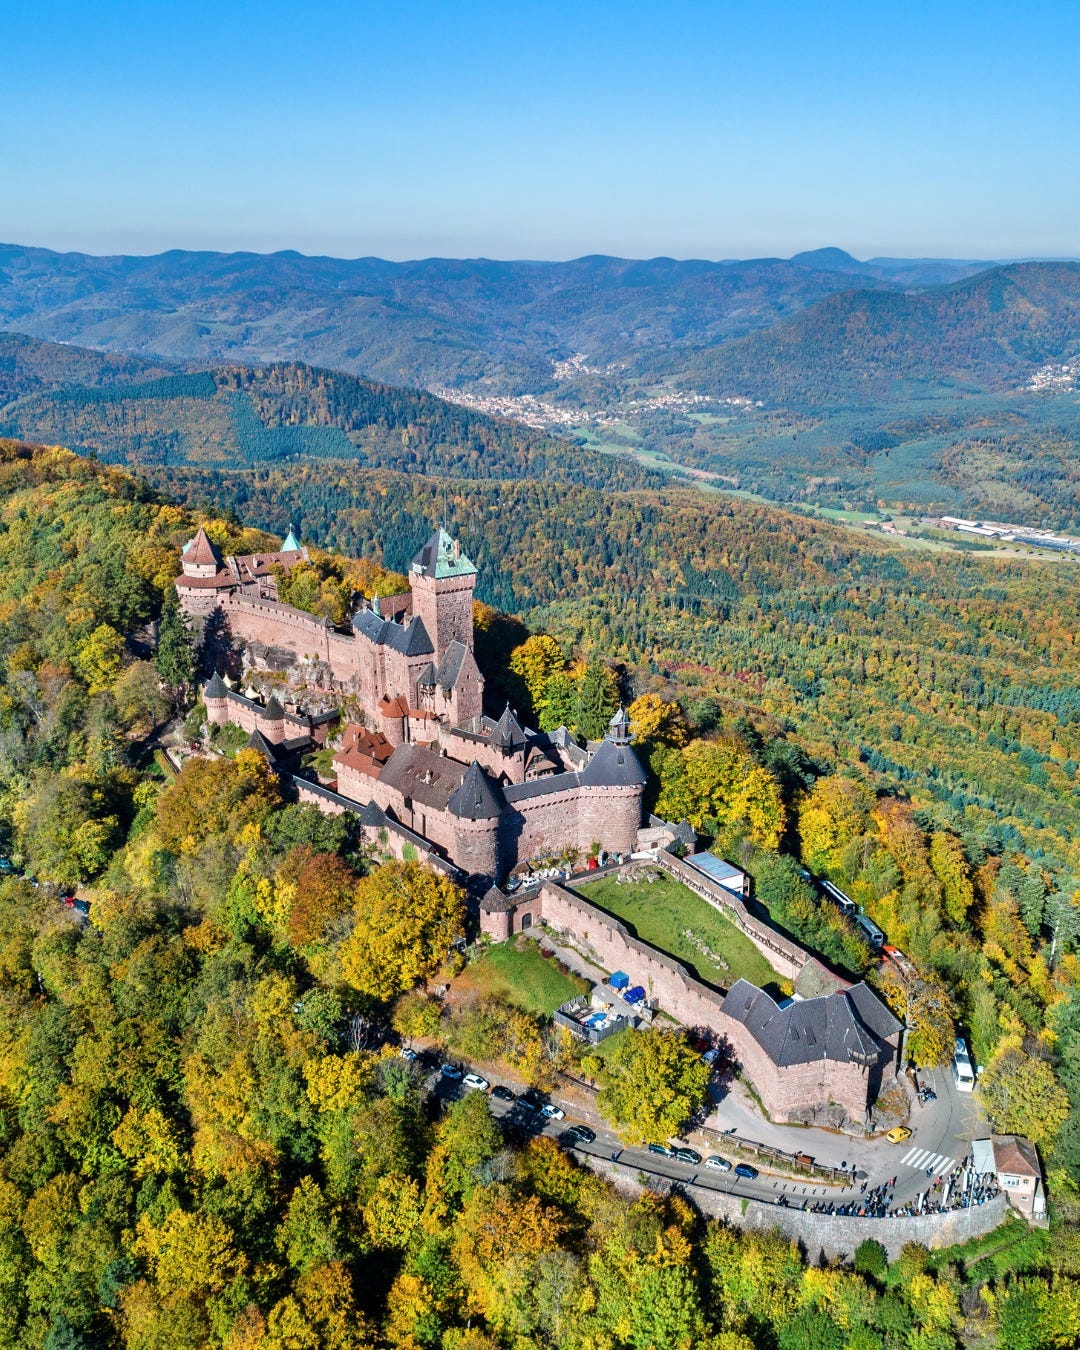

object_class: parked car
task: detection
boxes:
[647,1143,674,1157]
[540,1103,565,1120]
[886,1126,912,1144]
[734,1163,758,1180]
[566,1124,596,1144]
[674,1147,702,1165]
[440,1063,463,1080]
[702,1048,720,1065]
[704,1155,732,1172]
[462,1073,490,1092]
[491,1085,516,1102]
[72,899,91,918]
[398,1047,418,1062]
[520,1088,545,1112]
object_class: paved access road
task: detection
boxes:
[427,1061,985,1215]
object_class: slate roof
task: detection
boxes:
[353,607,434,657]
[846,981,903,1040]
[504,773,581,803]
[448,761,506,819]
[609,706,631,731]
[412,528,477,579]
[721,978,896,1068]
[434,639,468,689]
[263,694,285,720]
[204,671,228,700]
[182,527,222,567]
[491,704,526,748]
[579,737,648,788]
[378,744,463,811]
[243,728,279,761]
[479,885,517,913]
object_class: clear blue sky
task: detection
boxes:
[3,0,1078,260]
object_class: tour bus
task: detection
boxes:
[820,879,857,916]
[952,1037,976,1092]
[854,912,886,950]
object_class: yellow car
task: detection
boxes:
[886,1126,912,1144]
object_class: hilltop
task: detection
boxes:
[1,435,1079,1345]
[661,261,1080,404]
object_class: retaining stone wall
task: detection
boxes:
[581,1155,1009,1261]
[537,882,878,1120]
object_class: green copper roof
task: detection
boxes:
[411,528,477,579]
[282,528,301,552]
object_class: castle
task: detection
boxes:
[176,525,904,1124]
[177,525,649,879]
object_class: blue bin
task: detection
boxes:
[609,971,630,990]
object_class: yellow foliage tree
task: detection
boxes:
[628,693,689,747]
[339,861,464,1001]
[75,622,125,694]
[304,1052,374,1113]
[656,738,785,847]
[796,776,874,871]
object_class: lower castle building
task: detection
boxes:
[181,524,649,878]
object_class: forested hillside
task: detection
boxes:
[0,332,173,405]
[661,262,1080,404]
[3,437,1080,1346]
[0,351,657,490]
[151,459,1080,878]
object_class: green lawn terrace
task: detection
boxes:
[460,938,590,1018]
[574,870,782,995]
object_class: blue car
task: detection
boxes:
[734,1163,758,1180]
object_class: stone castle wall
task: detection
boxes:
[504,784,641,863]
[487,881,882,1121]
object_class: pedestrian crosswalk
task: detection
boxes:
[899,1146,957,1174]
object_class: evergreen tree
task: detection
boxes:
[574,660,619,740]
[538,671,577,733]
[155,592,197,706]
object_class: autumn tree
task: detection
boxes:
[75,623,125,695]
[154,749,280,855]
[509,634,567,722]
[978,1046,1069,1147]
[593,1027,710,1145]
[796,776,874,872]
[655,738,785,847]
[628,692,689,748]
[340,860,464,1001]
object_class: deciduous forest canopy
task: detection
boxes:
[1,435,1080,1346]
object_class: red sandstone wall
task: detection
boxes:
[534,882,880,1122]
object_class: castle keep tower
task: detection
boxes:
[410,529,477,666]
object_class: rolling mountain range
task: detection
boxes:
[4,245,1080,526]
[656,261,1080,404]
[0,243,994,395]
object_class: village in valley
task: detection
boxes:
[171,520,1043,1251]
